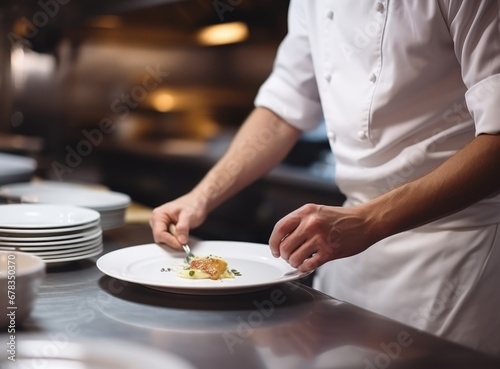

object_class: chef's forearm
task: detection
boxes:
[190,107,302,213]
[362,133,500,241]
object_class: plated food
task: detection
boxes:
[178,255,240,280]
[97,242,312,295]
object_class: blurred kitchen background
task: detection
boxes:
[0,0,344,242]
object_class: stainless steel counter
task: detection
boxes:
[11,223,500,369]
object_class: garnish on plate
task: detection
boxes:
[177,254,241,280]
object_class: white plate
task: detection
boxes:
[0,237,102,252]
[100,208,127,215]
[0,337,196,369]
[102,212,126,219]
[0,225,101,242]
[101,219,125,230]
[0,229,101,246]
[43,245,103,263]
[1,181,131,211]
[96,241,312,295]
[0,219,100,235]
[0,204,100,229]
[13,242,102,257]
[0,243,103,264]
[40,244,103,259]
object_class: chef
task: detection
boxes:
[151,0,500,356]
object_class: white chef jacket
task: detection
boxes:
[254,0,500,356]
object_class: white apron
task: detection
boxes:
[314,220,500,357]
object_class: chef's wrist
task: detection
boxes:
[188,186,218,216]
[356,198,396,245]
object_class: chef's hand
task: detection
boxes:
[150,193,207,249]
[269,203,380,272]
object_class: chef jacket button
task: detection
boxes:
[375,2,385,13]
[357,130,368,140]
[327,11,334,20]
[327,130,336,141]
[325,74,332,83]
[369,73,377,83]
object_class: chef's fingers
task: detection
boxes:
[278,232,308,263]
[269,214,301,257]
[287,240,320,269]
[297,252,324,273]
[150,213,182,250]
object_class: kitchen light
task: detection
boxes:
[196,22,249,46]
[152,93,175,112]
[11,46,25,90]
[11,46,55,90]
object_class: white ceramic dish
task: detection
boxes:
[0,219,101,235]
[0,230,101,247]
[0,204,100,229]
[96,241,312,295]
[0,239,103,263]
[100,208,128,216]
[0,181,131,211]
[100,220,125,230]
[43,246,103,264]
[0,337,197,369]
[0,237,102,252]
[40,244,103,260]
[1,240,102,257]
[0,226,101,242]
[0,251,45,328]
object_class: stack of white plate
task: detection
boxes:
[0,204,102,265]
[0,181,131,230]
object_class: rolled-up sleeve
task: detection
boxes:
[254,0,323,132]
[444,0,500,136]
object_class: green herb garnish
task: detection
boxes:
[189,270,195,277]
